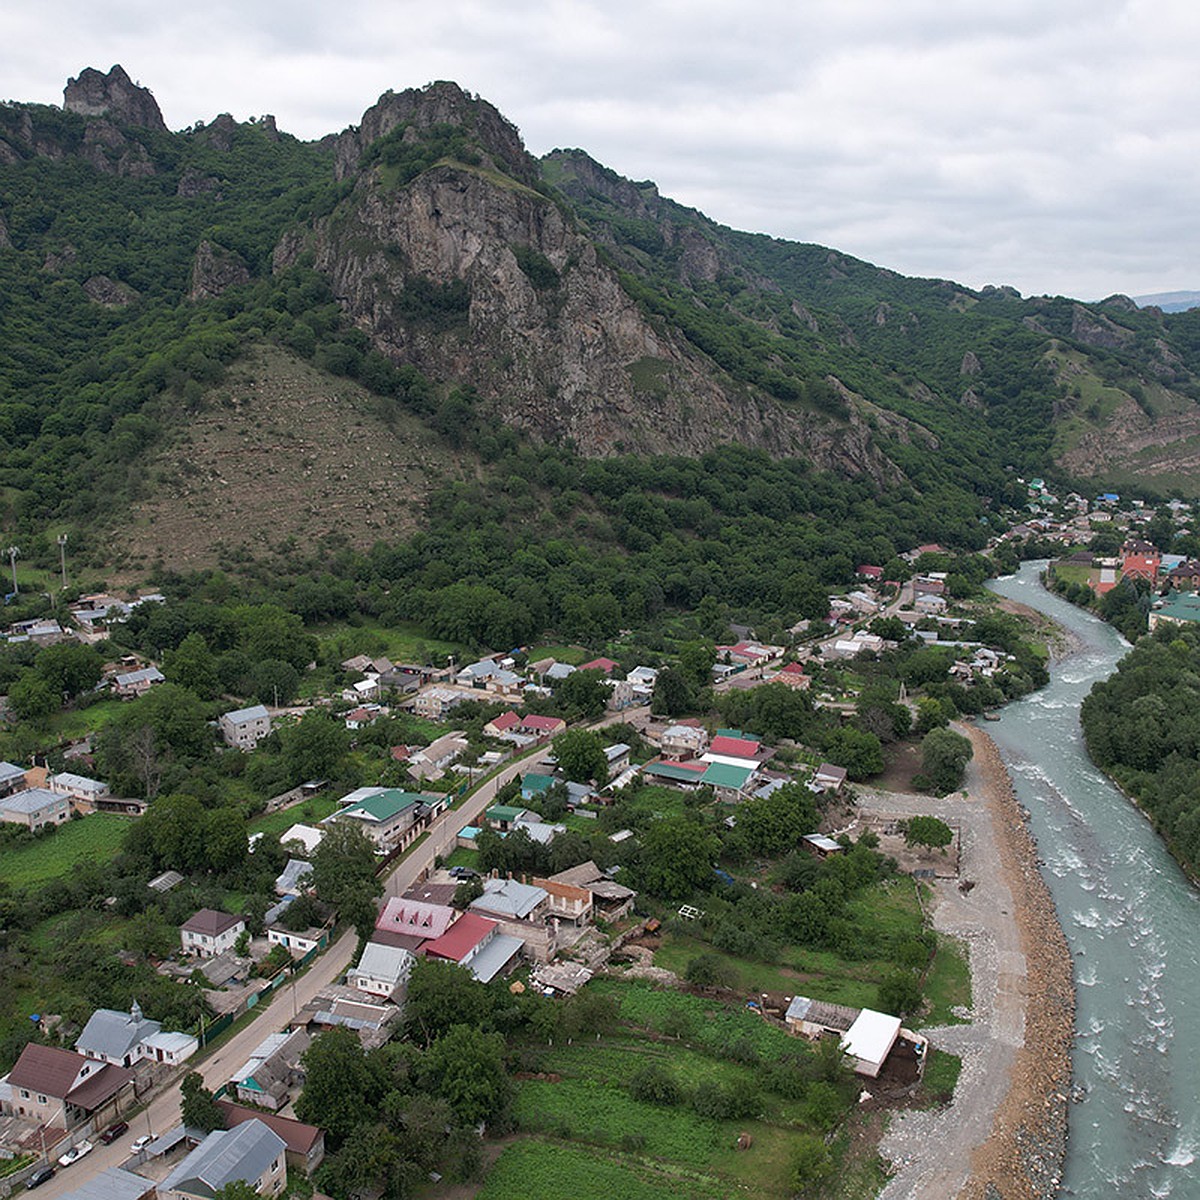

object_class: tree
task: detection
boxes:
[790,1133,834,1191]
[279,710,349,784]
[181,1071,224,1132]
[736,782,818,856]
[295,1028,385,1145]
[637,817,719,901]
[903,815,953,851]
[34,642,104,698]
[404,958,494,1046]
[214,1184,260,1200]
[552,728,607,783]
[920,728,973,794]
[7,672,58,722]
[878,969,923,1017]
[552,668,609,720]
[823,726,884,780]
[311,820,381,936]
[419,1024,511,1127]
[163,632,220,699]
[248,659,301,707]
[651,666,692,717]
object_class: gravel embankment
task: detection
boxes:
[862,724,1075,1200]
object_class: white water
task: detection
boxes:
[987,564,1200,1197]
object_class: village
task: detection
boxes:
[0,484,1193,1200]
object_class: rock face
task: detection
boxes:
[83,275,138,307]
[297,82,900,475]
[63,65,167,132]
[189,240,251,300]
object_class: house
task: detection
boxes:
[530,877,593,924]
[857,564,883,580]
[0,1043,133,1130]
[702,733,765,772]
[914,593,948,614]
[412,686,471,720]
[325,789,426,853]
[810,763,848,794]
[603,742,631,776]
[274,859,313,897]
[160,1118,288,1200]
[215,1102,325,1175]
[487,803,532,831]
[1166,560,1200,590]
[406,733,468,781]
[229,1030,309,1112]
[544,662,576,682]
[0,760,26,798]
[469,878,550,928]
[47,771,109,810]
[420,911,524,982]
[113,666,164,698]
[579,657,619,675]
[1149,592,1200,631]
[483,711,521,738]
[700,761,756,802]
[289,986,401,1052]
[373,898,457,951]
[840,1008,903,1078]
[804,834,845,858]
[520,714,567,738]
[1122,539,1162,583]
[347,942,414,1000]
[912,577,947,597]
[76,1001,196,1069]
[180,910,246,958]
[785,994,859,1040]
[660,723,708,760]
[519,773,556,803]
[267,925,328,958]
[344,705,383,731]
[775,662,810,689]
[219,705,273,750]
[0,787,69,830]
[549,860,637,921]
[511,814,566,845]
[627,665,658,688]
[279,824,323,856]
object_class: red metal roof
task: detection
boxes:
[579,657,618,674]
[708,735,761,758]
[217,1101,322,1154]
[521,715,565,733]
[487,711,521,731]
[420,912,497,963]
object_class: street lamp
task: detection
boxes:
[5,546,17,596]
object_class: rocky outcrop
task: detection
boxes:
[177,170,222,199]
[0,212,10,250]
[1070,304,1135,350]
[189,240,250,300]
[42,244,77,274]
[80,119,156,177]
[63,65,166,132]
[193,114,238,152]
[83,275,138,307]
[961,350,982,376]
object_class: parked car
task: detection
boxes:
[99,1121,128,1144]
[25,1167,54,1190]
[57,1141,93,1168]
[130,1135,153,1154]
[449,866,478,879]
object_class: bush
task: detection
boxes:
[791,1133,834,1191]
[629,1063,682,1106]
[684,953,737,990]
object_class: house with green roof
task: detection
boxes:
[1149,592,1200,632]
[324,789,427,853]
[485,804,530,831]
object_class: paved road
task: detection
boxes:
[33,706,650,1200]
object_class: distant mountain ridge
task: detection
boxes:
[1133,290,1200,313]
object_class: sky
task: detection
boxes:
[3,0,1198,302]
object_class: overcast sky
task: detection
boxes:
[4,0,1197,301]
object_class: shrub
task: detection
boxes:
[629,1063,682,1107]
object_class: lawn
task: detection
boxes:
[247,796,338,839]
[46,697,127,742]
[923,935,972,1026]
[0,815,132,888]
[524,644,589,666]
[313,618,466,666]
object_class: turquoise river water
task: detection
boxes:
[987,562,1199,1197]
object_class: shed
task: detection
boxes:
[840,1008,902,1078]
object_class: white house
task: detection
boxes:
[180,909,246,958]
[347,942,414,1000]
[48,771,110,808]
[220,704,273,750]
[76,1002,197,1068]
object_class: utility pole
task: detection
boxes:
[5,546,17,596]
[57,533,68,589]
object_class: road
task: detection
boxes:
[34,707,648,1200]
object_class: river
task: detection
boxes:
[987,562,1200,1198]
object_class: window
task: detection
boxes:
[19,1089,29,1099]
[37,1094,47,1104]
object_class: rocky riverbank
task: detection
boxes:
[958,725,1075,1200]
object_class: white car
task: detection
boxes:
[57,1141,94,1168]
[130,1136,153,1155]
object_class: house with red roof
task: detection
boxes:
[1122,539,1161,583]
[483,711,522,737]
[216,1101,326,1174]
[579,657,619,676]
[520,714,567,738]
[857,565,883,580]
[420,911,524,983]
[372,898,457,952]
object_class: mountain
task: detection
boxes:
[1133,290,1200,314]
[6,67,1200,571]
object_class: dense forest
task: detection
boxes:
[1081,623,1200,874]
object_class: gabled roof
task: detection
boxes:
[76,1003,161,1061]
[0,787,62,814]
[579,657,618,674]
[161,1119,286,1197]
[471,877,547,919]
[521,714,565,732]
[222,704,269,726]
[0,760,25,785]
[274,859,313,894]
[421,911,496,962]
[486,711,521,732]
[181,909,244,938]
[351,942,414,985]
[701,762,753,790]
[708,734,761,758]
[374,898,456,941]
[337,790,422,823]
[215,1101,322,1156]
[8,1043,87,1098]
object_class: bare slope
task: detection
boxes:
[111,345,457,572]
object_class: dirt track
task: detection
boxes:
[857,724,1074,1200]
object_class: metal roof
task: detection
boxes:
[76,1004,161,1061]
[160,1119,286,1196]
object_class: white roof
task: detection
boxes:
[840,1008,902,1068]
[50,771,106,794]
[352,941,414,985]
[280,823,323,854]
[1,787,62,815]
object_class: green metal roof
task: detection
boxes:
[701,762,753,790]
[1155,593,1200,624]
[521,773,556,793]
[343,789,422,821]
[642,761,708,783]
[487,804,527,822]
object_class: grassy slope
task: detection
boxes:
[0,815,132,888]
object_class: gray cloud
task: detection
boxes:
[3,0,1198,299]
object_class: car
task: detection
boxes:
[130,1135,153,1155]
[99,1121,128,1145]
[449,866,478,879]
[57,1141,94,1168]
[25,1167,55,1190]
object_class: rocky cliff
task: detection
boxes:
[287,82,902,476]
[63,65,167,132]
